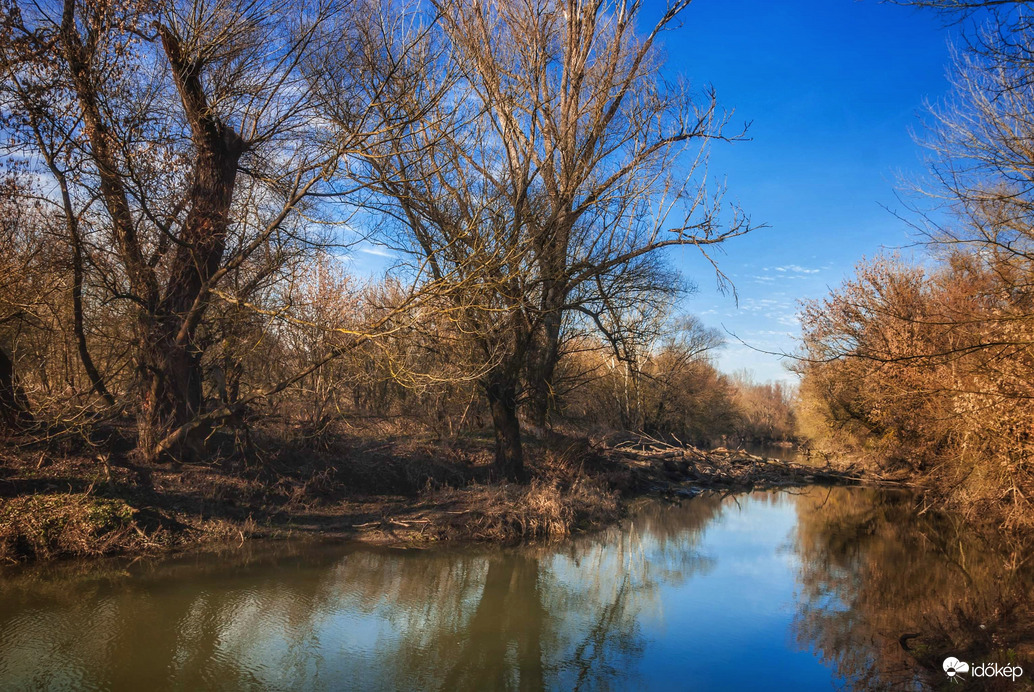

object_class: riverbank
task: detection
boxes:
[0,430,872,563]
[3,486,1030,691]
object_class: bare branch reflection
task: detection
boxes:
[792,488,1034,690]
[0,499,721,690]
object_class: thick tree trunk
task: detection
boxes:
[526,310,562,429]
[0,347,32,431]
[134,27,246,462]
[135,135,241,460]
[137,322,205,460]
[484,372,527,482]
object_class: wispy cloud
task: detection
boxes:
[749,264,823,285]
[357,245,397,259]
[772,264,821,275]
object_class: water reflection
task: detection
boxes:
[1,489,1031,691]
[793,488,1034,690]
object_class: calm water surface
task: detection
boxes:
[1,487,1030,691]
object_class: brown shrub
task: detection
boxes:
[0,493,142,561]
[796,255,1034,528]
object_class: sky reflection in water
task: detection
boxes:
[2,487,1027,691]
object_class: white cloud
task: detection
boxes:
[357,245,396,258]
[773,264,821,275]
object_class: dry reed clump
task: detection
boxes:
[0,493,150,561]
[190,515,260,548]
[431,477,619,543]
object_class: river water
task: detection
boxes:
[1,487,1031,691]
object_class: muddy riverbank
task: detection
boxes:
[0,432,883,563]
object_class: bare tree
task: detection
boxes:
[1,0,429,459]
[355,0,752,480]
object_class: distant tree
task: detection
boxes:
[896,1,1023,9]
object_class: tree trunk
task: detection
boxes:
[137,322,205,461]
[68,195,115,407]
[31,99,116,408]
[526,265,568,429]
[134,26,246,462]
[0,347,32,431]
[484,372,527,482]
[526,309,563,429]
[135,132,241,460]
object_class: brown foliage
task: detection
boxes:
[796,4,1034,529]
[796,254,1034,527]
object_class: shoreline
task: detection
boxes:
[0,433,883,565]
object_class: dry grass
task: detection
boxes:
[418,477,619,543]
[0,425,832,563]
[0,493,153,561]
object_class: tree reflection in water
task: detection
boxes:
[5,489,1027,691]
[345,496,723,691]
[0,498,721,691]
[792,487,1034,690]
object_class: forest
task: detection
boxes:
[1,0,1034,569]
[0,0,799,561]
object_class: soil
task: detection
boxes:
[0,426,883,564]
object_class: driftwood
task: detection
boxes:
[604,434,908,493]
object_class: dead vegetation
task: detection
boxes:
[0,424,883,563]
[0,493,142,559]
[601,435,888,492]
[795,3,1034,533]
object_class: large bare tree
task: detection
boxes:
[356,0,752,479]
[0,0,427,459]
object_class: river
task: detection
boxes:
[1,487,1031,690]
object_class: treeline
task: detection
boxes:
[0,0,788,481]
[557,322,796,447]
[795,2,1034,527]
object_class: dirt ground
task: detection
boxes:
[0,425,865,563]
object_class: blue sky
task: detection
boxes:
[349,0,960,384]
[662,0,957,382]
